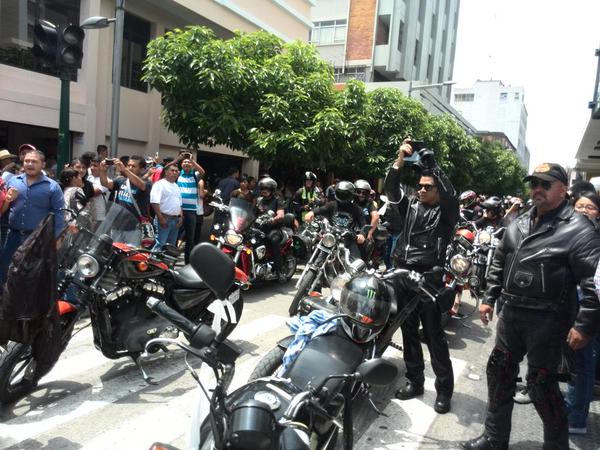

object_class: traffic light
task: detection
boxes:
[57,24,85,69]
[32,20,58,67]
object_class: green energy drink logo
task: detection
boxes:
[366,289,376,300]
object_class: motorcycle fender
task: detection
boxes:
[277,335,294,351]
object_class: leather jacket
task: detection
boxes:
[484,200,600,337]
[384,165,459,270]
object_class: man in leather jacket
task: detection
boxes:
[462,163,600,450]
[384,140,459,415]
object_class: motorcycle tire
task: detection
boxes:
[282,254,298,282]
[288,269,317,317]
[0,342,53,404]
[248,345,285,381]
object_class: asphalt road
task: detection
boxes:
[0,275,598,450]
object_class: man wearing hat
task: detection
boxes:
[462,163,600,450]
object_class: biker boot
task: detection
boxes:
[395,381,424,400]
[461,434,508,450]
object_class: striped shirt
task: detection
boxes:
[177,169,198,211]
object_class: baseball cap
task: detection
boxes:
[523,162,568,185]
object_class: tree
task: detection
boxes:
[470,141,527,196]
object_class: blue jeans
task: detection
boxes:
[565,334,600,428]
[153,216,180,251]
[384,232,401,269]
[0,229,30,286]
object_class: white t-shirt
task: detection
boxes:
[87,174,110,220]
[150,179,182,216]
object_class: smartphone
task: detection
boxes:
[183,152,192,159]
[105,158,116,166]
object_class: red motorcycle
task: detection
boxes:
[211,197,297,286]
[0,202,247,404]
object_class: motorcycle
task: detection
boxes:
[444,223,504,321]
[291,218,323,263]
[210,197,298,286]
[0,203,245,404]
[288,218,362,316]
[143,243,400,450]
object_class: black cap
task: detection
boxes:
[523,163,568,185]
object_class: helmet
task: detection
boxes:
[304,171,317,181]
[455,228,475,243]
[339,274,391,343]
[481,196,502,214]
[459,190,477,207]
[257,177,277,194]
[334,181,355,204]
[354,179,371,193]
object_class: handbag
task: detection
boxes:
[126,180,155,248]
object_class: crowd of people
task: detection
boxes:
[1,139,599,449]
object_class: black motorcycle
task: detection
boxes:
[0,203,244,404]
[143,243,399,450]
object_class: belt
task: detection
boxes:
[162,214,181,218]
[10,228,33,236]
[501,292,561,311]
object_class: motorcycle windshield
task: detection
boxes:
[228,197,255,232]
[58,202,141,268]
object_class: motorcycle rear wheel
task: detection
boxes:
[248,345,285,381]
[288,269,317,316]
[0,342,52,404]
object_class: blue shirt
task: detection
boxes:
[7,174,65,237]
[177,169,198,211]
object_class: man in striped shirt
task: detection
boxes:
[176,152,206,263]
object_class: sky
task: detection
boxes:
[452,0,600,171]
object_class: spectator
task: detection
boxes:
[194,176,207,245]
[231,176,254,203]
[87,156,110,222]
[325,178,340,201]
[0,149,64,286]
[59,168,86,213]
[151,165,183,250]
[99,155,151,244]
[216,166,240,204]
[68,157,95,204]
[176,154,206,263]
[96,144,109,161]
[0,150,18,184]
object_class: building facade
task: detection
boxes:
[0,0,312,178]
[451,80,530,169]
[310,0,460,102]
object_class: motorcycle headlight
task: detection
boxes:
[450,254,471,275]
[478,231,491,245]
[77,254,100,278]
[321,233,336,248]
[331,274,351,301]
[225,231,243,247]
[213,224,220,231]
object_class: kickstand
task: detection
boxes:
[367,392,388,417]
[133,354,157,385]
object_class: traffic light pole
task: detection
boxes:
[57,68,71,175]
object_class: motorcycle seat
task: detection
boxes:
[172,264,207,289]
[283,329,364,396]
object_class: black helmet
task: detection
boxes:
[481,196,502,214]
[339,274,391,343]
[334,181,355,204]
[459,190,477,207]
[354,179,371,193]
[258,177,277,193]
[304,171,317,181]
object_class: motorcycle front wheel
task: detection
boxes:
[288,269,317,316]
[248,345,285,381]
[0,342,53,403]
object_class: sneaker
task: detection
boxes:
[568,426,587,435]
[513,387,531,404]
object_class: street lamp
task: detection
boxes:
[408,80,456,98]
[81,0,125,158]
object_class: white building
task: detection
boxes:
[451,80,530,168]
[0,0,312,178]
[310,0,460,102]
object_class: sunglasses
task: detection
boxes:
[528,179,553,191]
[417,183,436,192]
[356,189,369,195]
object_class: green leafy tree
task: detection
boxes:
[471,141,527,196]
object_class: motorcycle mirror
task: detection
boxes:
[190,243,235,299]
[356,358,398,386]
[161,243,180,258]
[267,210,275,218]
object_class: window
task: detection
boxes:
[514,92,520,100]
[334,66,366,82]
[499,92,508,100]
[397,20,405,51]
[454,93,474,102]
[426,54,432,81]
[310,19,346,45]
[375,15,390,45]
[413,39,419,66]
[121,12,151,92]
[0,0,80,79]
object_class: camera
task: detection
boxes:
[104,158,116,166]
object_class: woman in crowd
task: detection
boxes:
[230,176,254,203]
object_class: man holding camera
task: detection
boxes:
[384,139,459,414]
